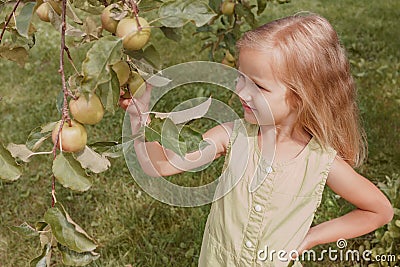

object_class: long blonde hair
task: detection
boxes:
[236,13,367,167]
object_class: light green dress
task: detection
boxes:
[198,119,337,267]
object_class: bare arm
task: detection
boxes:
[297,157,394,253]
[119,84,232,177]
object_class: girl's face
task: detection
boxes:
[236,48,296,127]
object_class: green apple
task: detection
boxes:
[69,93,104,125]
[116,17,151,51]
[52,120,87,152]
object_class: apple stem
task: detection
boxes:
[129,0,142,31]
[0,0,22,45]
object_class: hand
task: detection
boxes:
[119,83,152,124]
[296,228,318,255]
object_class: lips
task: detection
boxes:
[240,100,256,111]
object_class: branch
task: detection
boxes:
[0,0,22,45]
[51,0,70,207]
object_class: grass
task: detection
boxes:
[0,0,399,266]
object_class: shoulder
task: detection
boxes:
[202,121,235,157]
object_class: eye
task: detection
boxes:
[255,83,270,92]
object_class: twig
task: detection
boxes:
[51,0,70,208]
[0,0,22,45]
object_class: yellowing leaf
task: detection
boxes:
[0,45,28,67]
[6,143,34,162]
[75,146,111,173]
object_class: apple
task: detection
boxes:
[112,61,130,86]
[221,50,235,67]
[123,71,145,98]
[116,17,151,51]
[36,3,51,22]
[52,120,87,152]
[221,1,235,16]
[101,4,119,34]
[69,93,104,125]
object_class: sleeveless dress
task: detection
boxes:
[198,119,337,267]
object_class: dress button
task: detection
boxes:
[245,241,253,248]
[266,166,273,174]
[254,205,262,212]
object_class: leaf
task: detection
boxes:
[159,0,216,28]
[179,125,209,152]
[26,122,57,151]
[47,7,85,37]
[75,146,111,173]
[125,45,162,71]
[10,222,39,238]
[30,243,51,267]
[0,144,21,181]
[145,118,187,157]
[52,153,92,192]
[80,36,123,93]
[44,205,97,253]
[56,90,64,114]
[256,0,267,15]
[208,0,222,12]
[160,26,182,42]
[97,68,119,114]
[90,139,137,159]
[15,2,36,38]
[59,244,100,266]
[150,97,212,124]
[0,45,28,67]
[66,0,83,24]
[6,143,34,162]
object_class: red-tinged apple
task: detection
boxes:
[52,120,87,152]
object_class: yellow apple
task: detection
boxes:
[116,17,151,51]
[221,1,235,15]
[69,93,104,125]
[52,120,87,152]
[36,3,52,22]
[221,50,235,67]
[123,71,145,98]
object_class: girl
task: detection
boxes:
[119,13,394,266]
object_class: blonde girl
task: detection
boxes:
[120,13,393,267]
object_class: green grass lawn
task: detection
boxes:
[0,0,399,266]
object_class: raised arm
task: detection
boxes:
[297,156,394,253]
[119,84,232,177]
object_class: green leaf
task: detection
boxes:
[30,243,51,267]
[80,36,123,93]
[75,146,111,173]
[52,153,92,192]
[0,143,21,181]
[56,90,64,115]
[97,68,119,114]
[159,0,216,28]
[15,2,35,38]
[160,26,182,42]
[44,205,97,253]
[59,244,100,266]
[208,0,222,12]
[256,0,267,15]
[10,222,39,238]
[26,122,57,151]
[179,125,209,152]
[145,118,187,157]
[142,45,162,70]
[0,45,28,67]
